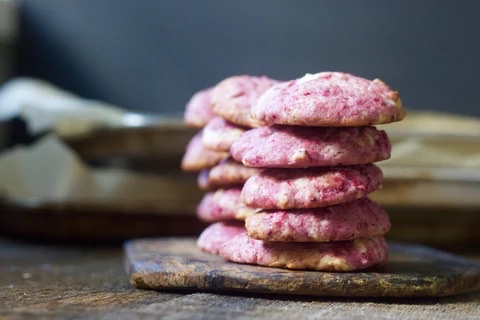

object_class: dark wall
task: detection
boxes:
[17,0,480,116]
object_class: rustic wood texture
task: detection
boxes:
[125,238,480,298]
[2,237,480,319]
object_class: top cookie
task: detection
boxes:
[211,75,279,128]
[184,87,215,128]
[251,72,405,127]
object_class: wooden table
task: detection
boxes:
[1,237,479,320]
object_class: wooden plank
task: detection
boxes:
[125,238,480,298]
[2,238,480,319]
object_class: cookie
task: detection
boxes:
[202,116,247,152]
[241,164,383,209]
[245,197,390,242]
[184,87,215,128]
[196,221,245,255]
[251,72,405,127]
[231,125,391,168]
[219,233,388,271]
[181,130,229,172]
[197,158,261,191]
[211,75,279,127]
[197,188,258,222]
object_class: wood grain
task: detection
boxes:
[2,237,480,319]
[125,238,480,298]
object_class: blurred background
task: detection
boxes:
[0,0,479,250]
[2,0,479,116]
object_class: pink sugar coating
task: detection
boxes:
[184,87,215,128]
[202,116,247,152]
[197,188,257,223]
[196,221,246,255]
[252,72,405,127]
[246,197,390,242]
[241,164,383,209]
[219,233,388,271]
[181,130,229,172]
[197,158,261,191]
[211,75,280,127]
[231,125,391,168]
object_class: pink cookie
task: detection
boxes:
[220,233,388,271]
[241,164,383,209]
[202,116,247,152]
[184,87,215,128]
[181,130,229,172]
[211,75,279,127]
[196,221,245,255]
[246,198,390,242]
[231,125,390,168]
[197,188,259,222]
[197,158,261,191]
[252,72,405,127]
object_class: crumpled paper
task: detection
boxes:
[0,133,90,199]
[0,134,200,213]
[0,78,201,214]
[0,77,126,136]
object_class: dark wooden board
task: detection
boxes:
[125,238,480,298]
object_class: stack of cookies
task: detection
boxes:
[184,72,405,271]
[181,75,279,255]
[220,72,406,272]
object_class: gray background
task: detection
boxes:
[16,0,480,117]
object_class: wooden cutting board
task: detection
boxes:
[124,238,480,298]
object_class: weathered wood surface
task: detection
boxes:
[126,238,480,298]
[2,237,480,320]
